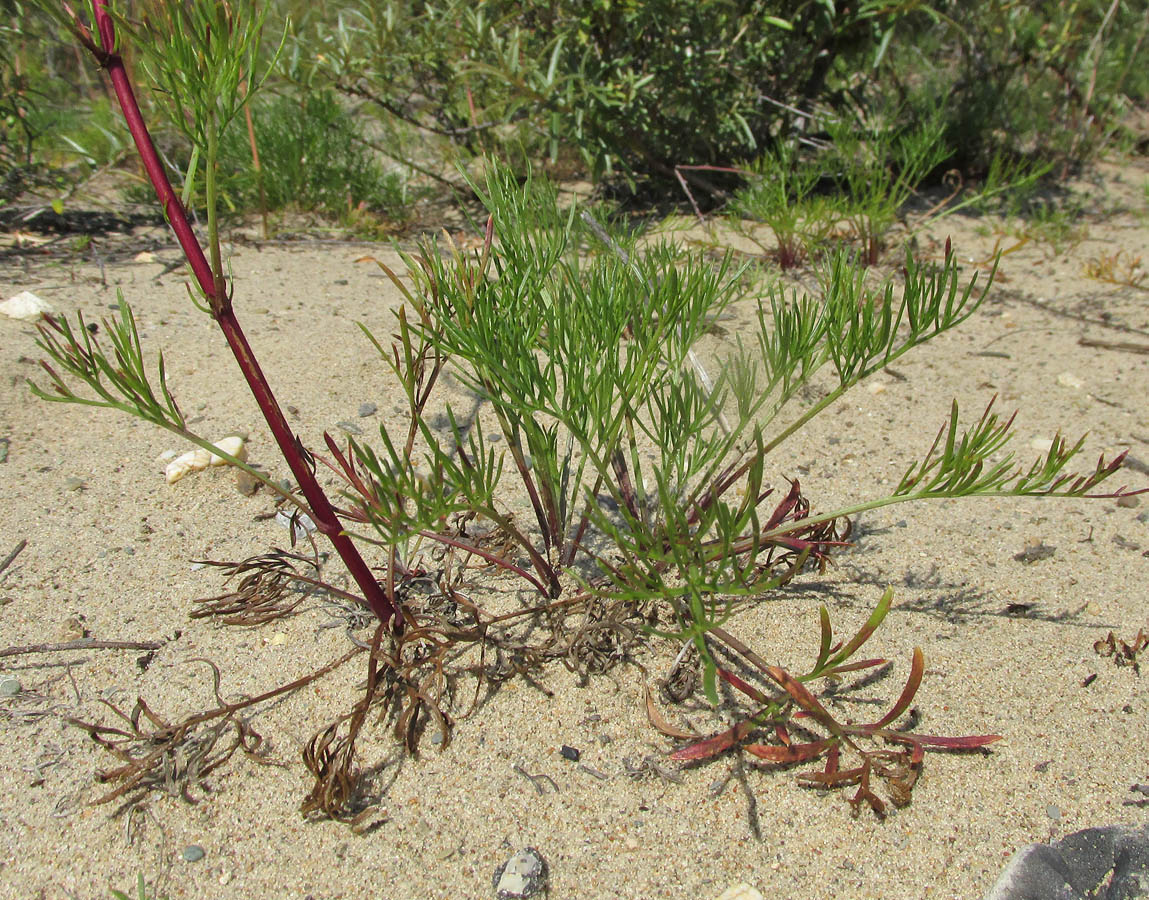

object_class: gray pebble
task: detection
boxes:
[358,402,377,417]
[1046,804,1061,821]
[0,677,21,697]
[335,421,363,435]
[181,845,205,863]
[493,847,547,899]
[64,477,86,492]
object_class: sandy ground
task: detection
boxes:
[1,161,1147,900]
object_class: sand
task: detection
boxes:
[1,161,1147,900]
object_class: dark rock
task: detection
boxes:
[1013,542,1056,564]
[986,824,1149,899]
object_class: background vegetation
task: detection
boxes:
[3,0,1146,238]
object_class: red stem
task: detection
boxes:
[86,0,399,627]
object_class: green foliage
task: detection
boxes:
[296,0,915,183]
[216,89,413,227]
[889,1,1149,170]
[1,1,107,203]
[826,111,950,264]
[342,161,1134,703]
[110,873,165,900]
[729,141,842,269]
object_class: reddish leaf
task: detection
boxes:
[764,479,802,530]
[670,719,755,761]
[868,646,924,729]
[745,739,834,764]
[882,732,1002,750]
[645,685,696,741]
[766,665,842,735]
[824,657,887,676]
[718,668,771,705]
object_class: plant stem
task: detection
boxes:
[86,0,399,628]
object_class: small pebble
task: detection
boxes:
[0,438,8,463]
[560,745,581,762]
[0,677,22,697]
[64,477,86,492]
[335,421,363,435]
[1,290,54,320]
[235,469,261,496]
[358,402,378,417]
[493,847,547,899]
[1056,372,1084,389]
[1117,494,1140,508]
[1046,804,1061,821]
[712,884,765,900]
[181,845,206,863]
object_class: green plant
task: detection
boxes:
[826,110,950,263]
[110,873,165,900]
[729,141,842,269]
[1083,248,1147,288]
[215,88,414,230]
[1010,195,1090,256]
[34,0,1145,824]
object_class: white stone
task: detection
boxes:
[712,884,765,900]
[1029,438,1055,453]
[208,435,246,466]
[1057,372,1084,389]
[134,251,158,263]
[1,290,54,320]
[164,436,246,483]
[493,848,547,899]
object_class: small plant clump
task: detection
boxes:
[27,0,1147,826]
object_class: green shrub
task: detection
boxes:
[298,0,912,185]
[888,1,1149,171]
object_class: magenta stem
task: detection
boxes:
[86,0,399,627]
